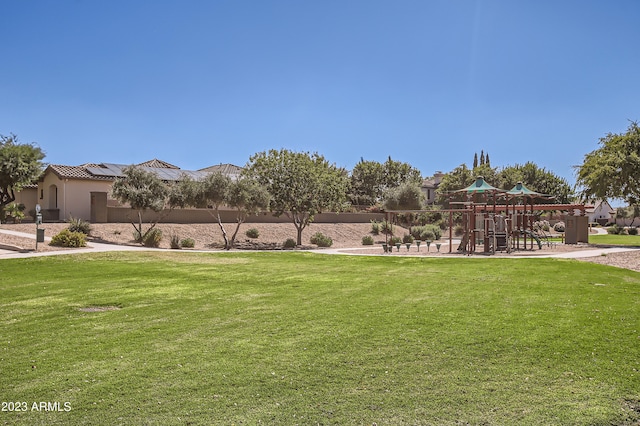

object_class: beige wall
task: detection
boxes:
[38,174,113,221]
[13,187,38,219]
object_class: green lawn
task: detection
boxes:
[590,233,640,246]
[1,252,639,425]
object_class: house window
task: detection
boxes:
[40,189,43,200]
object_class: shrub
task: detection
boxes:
[370,220,380,235]
[361,235,374,245]
[628,227,638,235]
[607,224,625,235]
[310,232,333,247]
[283,238,297,249]
[553,222,565,232]
[142,228,163,248]
[454,224,465,237]
[534,220,551,232]
[4,203,25,223]
[389,236,402,246]
[170,235,181,249]
[181,238,195,248]
[380,220,394,235]
[68,216,92,235]
[50,229,86,247]
[245,228,260,239]
[402,234,414,243]
[410,224,441,241]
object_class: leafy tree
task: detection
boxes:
[225,177,270,249]
[171,173,270,250]
[111,166,169,244]
[0,134,45,221]
[383,182,424,211]
[615,204,640,227]
[349,159,385,206]
[473,153,478,169]
[349,157,422,207]
[497,162,573,203]
[244,149,348,245]
[382,156,423,189]
[576,121,640,204]
[170,172,233,248]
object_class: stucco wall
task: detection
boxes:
[38,175,113,221]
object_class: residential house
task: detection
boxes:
[421,171,445,205]
[33,159,241,223]
[586,199,615,225]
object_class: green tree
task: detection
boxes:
[0,134,45,221]
[383,182,424,211]
[171,172,233,248]
[171,173,270,250]
[349,159,385,206]
[576,121,640,204]
[349,157,422,207]
[226,177,270,249]
[473,153,478,169]
[382,156,423,189]
[244,149,348,245]
[498,162,573,203]
[111,166,169,243]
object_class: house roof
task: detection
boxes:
[46,164,114,181]
[42,160,243,183]
[136,159,180,169]
[198,163,243,175]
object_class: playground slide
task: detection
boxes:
[522,230,543,249]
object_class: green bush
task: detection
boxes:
[607,224,625,235]
[283,238,297,249]
[410,224,441,241]
[379,220,394,235]
[50,229,87,248]
[628,227,638,235]
[402,234,414,243]
[245,228,260,239]
[4,203,25,223]
[389,236,402,246]
[370,220,380,235]
[310,232,333,247]
[361,235,374,245]
[142,228,163,248]
[170,235,181,249]
[67,216,92,235]
[180,238,195,248]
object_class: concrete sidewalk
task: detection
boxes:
[1,228,637,260]
[0,229,149,259]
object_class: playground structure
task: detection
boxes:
[384,177,590,255]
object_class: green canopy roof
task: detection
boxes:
[505,182,552,198]
[456,177,504,194]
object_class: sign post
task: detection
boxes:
[35,204,43,250]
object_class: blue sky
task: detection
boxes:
[2,0,639,186]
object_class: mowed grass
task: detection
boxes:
[1,252,639,425]
[590,233,640,246]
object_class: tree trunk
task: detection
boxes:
[216,210,229,249]
[228,212,246,250]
